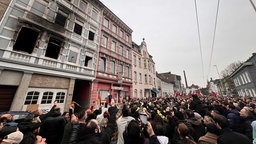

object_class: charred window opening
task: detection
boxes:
[13,27,39,54]
[84,56,92,67]
[88,31,95,41]
[74,23,82,35]
[45,37,62,59]
[55,12,67,27]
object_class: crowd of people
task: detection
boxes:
[0,94,256,144]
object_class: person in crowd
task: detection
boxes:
[237,107,254,140]
[116,105,135,144]
[61,108,87,144]
[173,122,196,144]
[251,120,256,144]
[185,109,205,141]
[39,105,66,144]
[214,114,251,144]
[62,112,70,124]
[202,115,214,126]
[226,103,240,132]
[69,108,117,144]
[198,123,218,144]
[18,120,42,144]
[1,130,23,144]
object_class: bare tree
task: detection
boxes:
[220,61,243,78]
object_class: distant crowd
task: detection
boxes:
[1,94,256,144]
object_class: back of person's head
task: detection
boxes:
[86,119,100,134]
[228,103,236,110]
[213,114,229,129]
[76,109,86,120]
[153,124,166,136]
[20,132,36,144]
[177,122,190,138]
[2,130,24,144]
[103,111,110,119]
[122,105,129,117]
[185,109,195,119]
[124,120,144,144]
[206,123,219,135]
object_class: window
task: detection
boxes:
[119,63,123,73]
[126,48,130,59]
[245,72,251,82]
[55,11,68,27]
[111,41,116,52]
[45,37,62,59]
[134,71,137,82]
[68,50,78,63]
[88,31,95,41]
[102,36,108,48]
[120,45,123,56]
[41,92,53,104]
[149,75,151,84]
[240,75,245,85]
[139,73,142,83]
[145,74,147,84]
[133,55,136,66]
[104,18,109,28]
[79,0,87,10]
[120,30,124,38]
[24,91,39,105]
[55,92,65,103]
[126,66,130,78]
[112,24,117,33]
[140,90,143,97]
[74,22,82,35]
[144,59,147,69]
[134,89,137,98]
[13,27,39,54]
[126,34,129,42]
[242,73,248,83]
[110,61,115,74]
[138,57,141,68]
[252,89,256,97]
[92,9,99,21]
[85,56,92,67]
[99,57,106,72]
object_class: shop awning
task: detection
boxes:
[151,89,159,93]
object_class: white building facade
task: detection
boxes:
[132,39,157,98]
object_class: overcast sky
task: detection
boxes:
[100,0,256,87]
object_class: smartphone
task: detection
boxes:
[69,107,74,119]
[140,114,148,124]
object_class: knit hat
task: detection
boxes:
[2,131,24,144]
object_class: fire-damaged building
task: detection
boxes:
[0,0,104,112]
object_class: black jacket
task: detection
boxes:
[39,111,66,144]
[217,128,251,144]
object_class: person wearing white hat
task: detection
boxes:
[1,130,23,144]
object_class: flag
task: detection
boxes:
[97,93,101,108]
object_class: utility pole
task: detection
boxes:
[183,70,188,88]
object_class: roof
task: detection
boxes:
[230,53,256,77]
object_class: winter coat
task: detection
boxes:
[227,109,240,132]
[39,111,66,144]
[198,132,218,144]
[237,116,254,140]
[217,128,251,144]
[187,117,205,141]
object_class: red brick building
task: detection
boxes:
[90,7,133,107]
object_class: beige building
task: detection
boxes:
[132,39,157,98]
[156,74,174,97]
[0,0,104,112]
